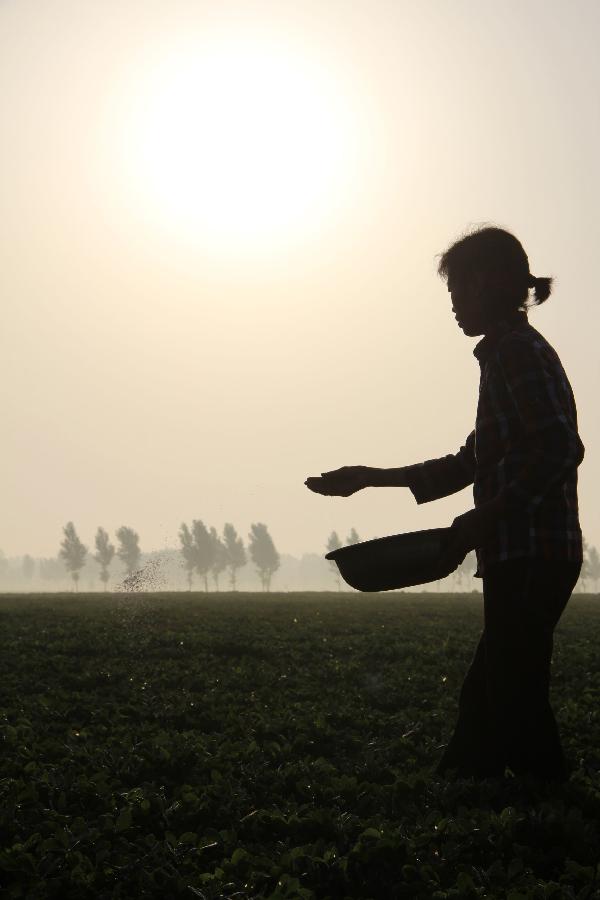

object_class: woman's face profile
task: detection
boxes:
[448,271,488,337]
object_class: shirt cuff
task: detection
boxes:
[404,464,437,505]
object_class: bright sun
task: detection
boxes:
[117,35,362,251]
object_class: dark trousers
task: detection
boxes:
[435,557,581,782]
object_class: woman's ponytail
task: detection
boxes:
[528,274,553,305]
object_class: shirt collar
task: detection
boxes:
[473,310,529,363]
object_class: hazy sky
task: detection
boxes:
[2,0,599,560]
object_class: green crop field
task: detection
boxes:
[2,591,600,899]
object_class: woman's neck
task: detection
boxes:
[483,308,528,335]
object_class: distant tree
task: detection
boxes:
[192,519,215,592]
[223,523,247,591]
[94,527,115,591]
[209,527,229,591]
[455,552,476,591]
[116,526,141,578]
[179,523,197,590]
[346,528,360,545]
[248,523,280,591]
[326,530,343,591]
[22,554,35,582]
[453,557,466,591]
[59,522,87,592]
[0,550,8,583]
[588,546,600,594]
[577,536,590,592]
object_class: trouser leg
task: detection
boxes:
[435,630,505,777]
[435,557,580,781]
[482,558,580,782]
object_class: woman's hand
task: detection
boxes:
[437,497,506,573]
[304,466,373,497]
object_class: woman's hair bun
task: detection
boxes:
[528,274,553,305]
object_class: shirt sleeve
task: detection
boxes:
[495,336,585,509]
[405,430,476,504]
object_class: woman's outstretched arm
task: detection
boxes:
[306,431,476,500]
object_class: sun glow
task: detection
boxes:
[117,35,363,251]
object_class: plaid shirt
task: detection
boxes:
[405,311,584,577]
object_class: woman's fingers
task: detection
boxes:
[304,476,333,494]
[305,471,357,496]
[306,477,342,495]
[305,466,370,497]
[305,476,325,491]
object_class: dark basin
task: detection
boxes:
[324,527,457,592]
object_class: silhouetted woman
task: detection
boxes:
[305,225,584,784]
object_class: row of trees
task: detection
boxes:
[59,524,141,590]
[58,521,281,592]
[179,521,279,591]
[6,526,600,593]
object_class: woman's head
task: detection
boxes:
[437,225,552,336]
